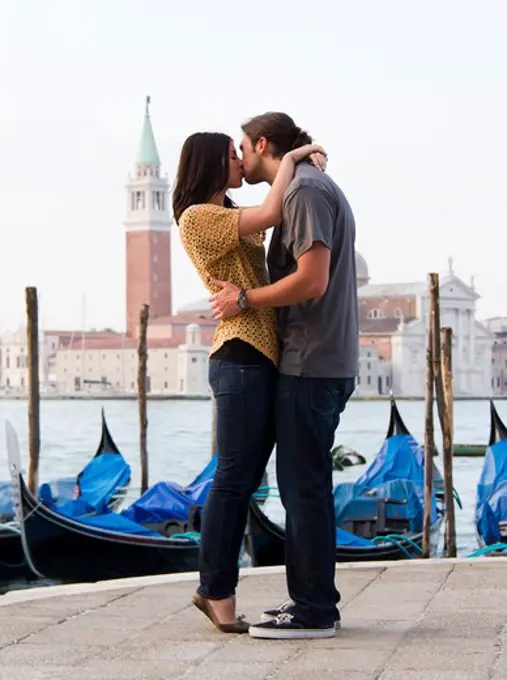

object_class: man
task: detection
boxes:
[210,112,359,639]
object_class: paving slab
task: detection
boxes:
[0,558,506,678]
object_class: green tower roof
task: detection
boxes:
[137,96,160,165]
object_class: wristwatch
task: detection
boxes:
[237,288,249,311]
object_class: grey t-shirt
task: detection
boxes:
[267,162,359,378]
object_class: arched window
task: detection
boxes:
[367,308,384,320]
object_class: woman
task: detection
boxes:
[173,132,325,633]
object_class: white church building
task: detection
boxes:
[358,258,494,398]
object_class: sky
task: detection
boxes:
[0,0,505,332]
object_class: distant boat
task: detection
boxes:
[452,443,487,457]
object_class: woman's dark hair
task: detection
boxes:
[241,112,312,158]
[172,132,234,223]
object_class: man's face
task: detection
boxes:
[239,135,265,185]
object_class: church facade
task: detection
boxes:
[357,260,494,397]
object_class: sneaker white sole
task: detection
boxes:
[249,625,336,640]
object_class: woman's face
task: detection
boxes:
[226,140,243,190]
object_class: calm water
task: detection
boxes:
[1,398,505,562]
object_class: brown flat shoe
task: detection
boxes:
[192,593,250,634]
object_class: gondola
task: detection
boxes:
[245,397,444,566]
[6,420,215,584]
[0,410,130,584]
[474,401,507,555]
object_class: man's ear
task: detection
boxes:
[256,137,268,156]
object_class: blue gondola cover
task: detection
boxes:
[476,440,507,545]
[0,481,13,522]
[122,456,216,525]
[334,433,437,535]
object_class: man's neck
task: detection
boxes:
[263,158,282,185]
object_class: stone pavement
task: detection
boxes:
[0,559,506,680]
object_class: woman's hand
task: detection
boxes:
[287,143,327,165]
[309,151,327,172]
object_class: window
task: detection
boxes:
[367,308,383,319]
[153,254,158,263]
[498,377,501,387]
[191,357,197,363]
[394,307,403,318]
[367,376,371,385]
[153,191,162,210]
[386,376,390,387]
[366,351,371,358]
[134,191,144,210]
[5,357,10,369]
[164,353,167,359]
[357,376,361,385]
[367,362,371,371]
[20,377,24,388]
[164,381,168,389]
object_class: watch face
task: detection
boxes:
[238,291,247,310]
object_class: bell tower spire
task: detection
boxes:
[124,96,172,337]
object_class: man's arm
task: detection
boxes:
[246,242,330,309]
[209,184,334,319]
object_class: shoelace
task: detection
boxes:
[275,613,294,625]
[276,600,294,613]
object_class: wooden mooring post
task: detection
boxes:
[137,304,149,495]
[441,326,457,557]
[422,273,438,558]
[26,287,40,495]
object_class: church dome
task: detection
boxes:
[356,251,369,284]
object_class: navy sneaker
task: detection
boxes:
[249,612,336,639]
[260,599,341,627]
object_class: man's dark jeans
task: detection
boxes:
[198,359,277,600]
[276,374,356,627]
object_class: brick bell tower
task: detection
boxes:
[125,96,172,337]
